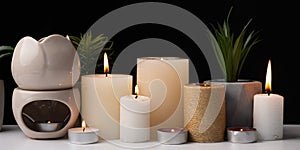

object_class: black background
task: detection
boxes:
[0,0,299,125]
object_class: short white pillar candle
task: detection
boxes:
[120,85,150,142]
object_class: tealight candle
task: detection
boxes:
[227,127,257,143]
[68,120,99,144]
[37,121,62,132]
[157,128,188,145]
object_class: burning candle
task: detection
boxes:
[253,59,284,141]
[227,127,257,143]
[81,52,132,140]
[36,120,62,132]
[120,85,150,143]
[157,128,188,145]
[68,120,99,144]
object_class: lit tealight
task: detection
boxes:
[157,128,188,145]
[227,127,257,143]
[68,120,99,145]
[36,121,62,132]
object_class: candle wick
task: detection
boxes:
[266,90,271,96]
[105,72,108,77]
[135,95,138,99]
[83,127,85,132]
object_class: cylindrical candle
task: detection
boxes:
[36,121,62,132]
[81,74,132,140]
[157,128,188,145]
[68,127,99,144]
[120,94,150,143]
[137,57,189,140]
[0,80,4,131]
[253,59,284,141]
[227,127,257,143]
[253,94,284,140]
[184,83,226,142]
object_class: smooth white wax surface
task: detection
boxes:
[120,95,150,143]
[81,74,132,140]
[137,57,189,140]
[253,93,284,141]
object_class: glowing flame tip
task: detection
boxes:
[265,59,272,94]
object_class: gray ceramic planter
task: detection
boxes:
[0,80,4,131]
[205,79,262,128]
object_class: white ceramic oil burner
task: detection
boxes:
[11,34,81,139]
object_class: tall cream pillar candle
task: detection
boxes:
[82,52,132,140]
[253,60,284,141]
[137,57,189,140]
[120,85,150,142]
[81,74,132,140]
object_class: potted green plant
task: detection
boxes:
[207,7,262,128]
[0,45,14,131]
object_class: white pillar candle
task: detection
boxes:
[253,60,284,141]
[81,74,132,140]
[120,85,150,143]
[253,94,283,140]
[137,57,189,140]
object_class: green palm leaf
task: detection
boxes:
[69,31,113,75]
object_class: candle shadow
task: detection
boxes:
[0,126,16,132]
[282,125,300,140]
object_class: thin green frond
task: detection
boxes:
[0,46,14,51]
[209,7,261,82]
[69,30,113,75]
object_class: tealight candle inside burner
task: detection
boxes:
[227,127,257,143]
[157,128,188,145]
[36,121,62,132]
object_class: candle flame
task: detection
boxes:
[104,52,109,76]
[200,83,210,87]
[47,121,51,124]
[265,59,272,95]
[171,129,175,132]
[135,85,139,95]
[135,85,139,98]
[82,120,86,132]
[66,35,70,40]
[240,128,244,132]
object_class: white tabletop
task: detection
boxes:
[1,125,300,150]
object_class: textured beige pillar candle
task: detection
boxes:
[184,83,226,142]
[81,74,132,140]
[137,57,189,140]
